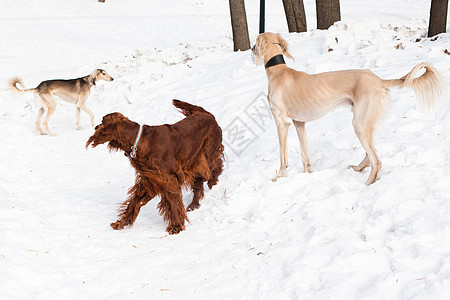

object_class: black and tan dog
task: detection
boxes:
[9,69,114,135]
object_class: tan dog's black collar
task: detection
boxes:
[265,54,285,69]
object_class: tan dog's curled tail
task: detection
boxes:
[8,77,36,95]
[404,63,446,114]
[386,63,446,115]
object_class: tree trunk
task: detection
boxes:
[282,0,307,32]
[229,0,251,51]
[428,0,449,37]
[292,0,307,32]
[283,0,296,32]
[316,0,341,30]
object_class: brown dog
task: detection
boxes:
[9,69,114,135]
[253,32,446,185]
[86,100,224,234]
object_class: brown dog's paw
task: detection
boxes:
[186,202,200,212]
[110,220,125,230]
[166,224,185,235]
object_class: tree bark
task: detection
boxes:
[428,0,449,37]
[316,0,341,30]
[229,0,251,51]
[283,0,297,32]
[282,0,307,32]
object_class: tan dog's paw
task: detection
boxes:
[348,164,365,172]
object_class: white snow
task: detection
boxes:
[1,0,449,299]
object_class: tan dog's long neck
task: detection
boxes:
[265,59,289,82]
[265,54,286,69]
[262,45,284,66]
[263,41,289,74]
[262,44,289,80]
[83,74,97,87]
[84,70,103,86]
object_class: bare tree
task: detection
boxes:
[229,0,251,51]
[316,0,341,30]
[282,0,307,32]
[428,0,449,37]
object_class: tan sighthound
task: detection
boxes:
[253,32,446,185]
[9,69,114,136]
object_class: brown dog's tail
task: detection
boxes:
[8,77,37,95]
[172,99,209,117]
[385,63,447,115]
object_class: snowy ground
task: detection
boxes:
[1,0,449,299]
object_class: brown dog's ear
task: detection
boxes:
[277,34,294,61]
[86,112,126,149]
[102,112,126,125]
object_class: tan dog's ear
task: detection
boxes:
[87,69,100,85]
[255,35,268,65]
[277,34,294,61]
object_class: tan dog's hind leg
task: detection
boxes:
[355,133,380,185]
[293,120,312,173]
[351,92,388,185]
[35,107,46,135]
[41,94,57,136]
[349,154,370,172]
[33,94,47,135]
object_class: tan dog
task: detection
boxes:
[252,32,446,185]
[9,69,114,135]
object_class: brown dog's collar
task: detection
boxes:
[130,124,143,159]
[265,54,285,69]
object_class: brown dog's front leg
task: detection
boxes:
[111,179,155,230]
[158,186,187,235]
[111,220,126,230]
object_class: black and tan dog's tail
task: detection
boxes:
[8,77,37,95]
[172,99,209,117]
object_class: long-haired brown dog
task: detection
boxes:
[253,32,446,185]
[86,100,224,234]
